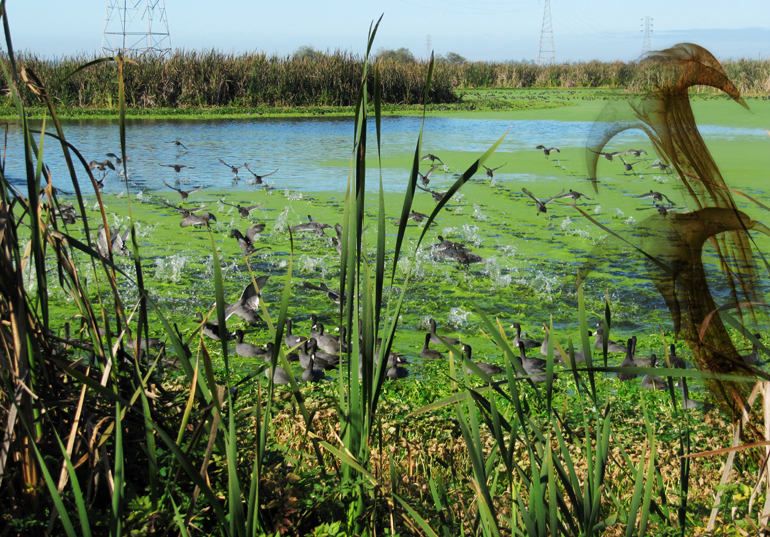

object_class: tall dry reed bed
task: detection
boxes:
[3,51,768,110]
[3,50,458,108]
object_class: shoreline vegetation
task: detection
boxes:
[2,49,768,119]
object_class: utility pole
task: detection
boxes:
[537,0,555,66]
[102,0,171,57]
[641,16,653,57]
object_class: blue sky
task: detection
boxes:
[9,1,770,62]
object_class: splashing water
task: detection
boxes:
[594,205,602,215]
[284,189,303,201]
[154,254,189,284]
[483,257,512,288]
[447,307,471,329]
[457,224,484,247]
[472,204,488,222]
[624,217,636,226]
[274,207,291,234]
[297,255,330,278]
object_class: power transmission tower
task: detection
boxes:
[102,0,171,57]
[426,34,432,61]
[537,0,555,66]
[641,16,653,56]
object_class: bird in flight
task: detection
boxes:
[619,156,642,173]
[590,149,622,162]
[105,153,131,166]
[420,153,444,165]
[635,190,674,205]
[89,159,115,172]
[535,146,559,158]
[648,162,672,173]
[244,164,278,185]
[418,164,439,187]
[483,163,506,178]
[159,163,195,175]
[219,159,247,179]
[625,149,647,157]
[166,140,188,149]
[163,180,205,200]
[554,189,592,201]
[221,199,266,218]
[522,187,564,215]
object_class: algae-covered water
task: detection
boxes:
[32,93,770,381]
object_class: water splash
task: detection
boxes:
[297,255,330,278]
[284,189,303,201]
[447,307,471,329]
[457,224,483,247]
[483,257,512,288]
[154,254,189,283]
[472,204,488,222]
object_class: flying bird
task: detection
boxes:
[619,156,642,173]
[590,149,622,162]
[166,140,188,149]
[483,163,506,178]
[220,199,266,218]
[219,159,247,178]
[648,162,673,173]
[535,145,560,158]
[555,189,592,201]
[625,149,647,157]
[163,180,205,200]
[420,153,444,164]
[418,164,439,187]
[159,163,195,175]
[521,187,564,215]
[105,153,131,166]
[635,190,674,205]
[244,163,278,185]
[89,160,115,172]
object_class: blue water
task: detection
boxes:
[5,116,766,194]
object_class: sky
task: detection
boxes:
[7,0,770,62]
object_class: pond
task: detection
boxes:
[11,111,770,382]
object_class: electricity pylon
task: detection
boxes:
[641,16,653,56]
[102,0,171,57]
[537,0,555,66]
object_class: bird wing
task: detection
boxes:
[261,169,278,179]
[544,189,565,204]
[521,188,540,202]
[245,203,266,211]
[419,154,430,161]
[609,151,622,156]
[188,186,205,194]
[218,158,232,168]
[425,164,440,178]
[163,180,181,193]
[492,163,507,171]
[416,184,432,193]
[549,148,560,152]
